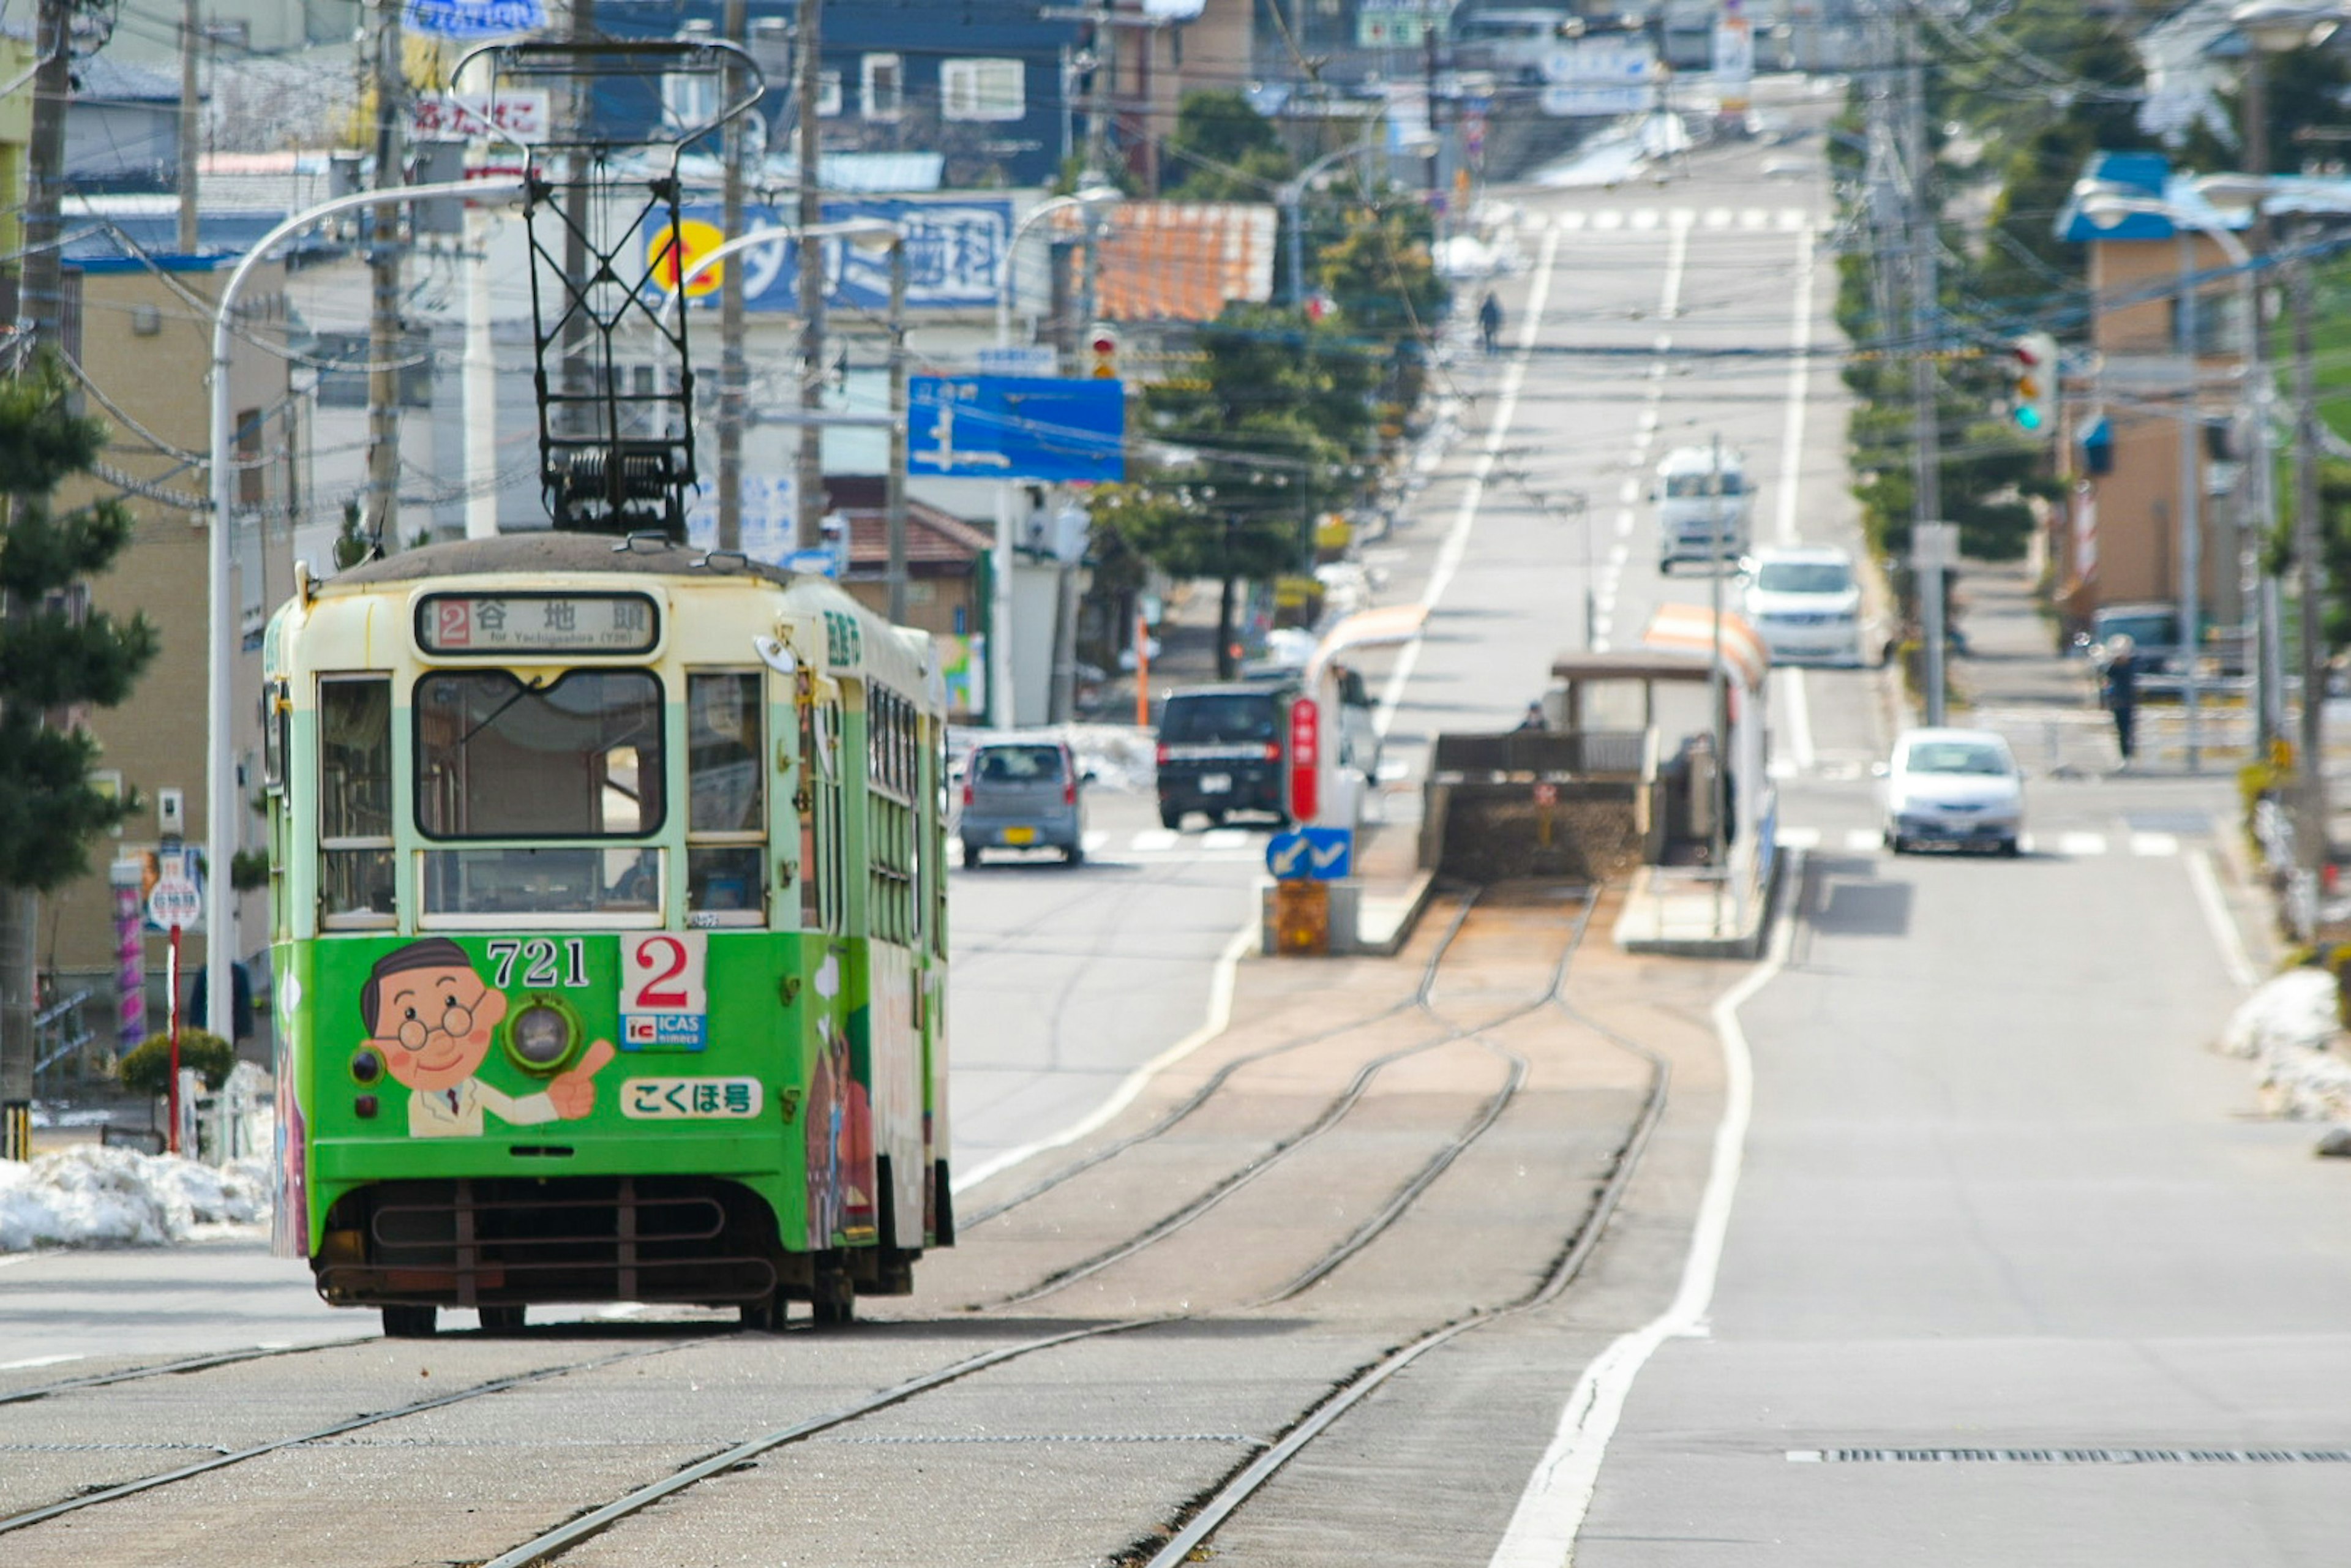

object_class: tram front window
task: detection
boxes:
[415,670,666,839]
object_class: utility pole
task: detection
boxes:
[18,0,71,349]
[1078,13,1113,344]
[2175,228,2203,773]
[1904,12,1946,726]
[178,0,201,253]
[2291,250,2329,925]
[560,0,595,460]
[364,0,406,551]
[793,0,827,551]
[885,238,909,623]
[2243,43,2285,756]
[3,0,77,1160]
[717,0,748,552]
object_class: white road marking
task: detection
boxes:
[1741,207,1769,228]
[1202,829,1250,850]
[1595,209,1625,231]
[1130,828,1178,852]
[1083,830,1108,852]
[1772,226,1816,549]
[2186,849,2262,989]
[1779,669,1816,773]
[0,1353,83,1371]
[1632,207,1660,230]
[1618,478,1640,504]
[1487,855,1789,1568]
[1613,508,1633,538]
[2058,831,2109,857]
[2129,831,2181,857]
[1609,542,1629,568]
[1375,222,1564,738]
[954,917,1260,1195]
[1558,210,1588,231]
[1842,828,1880,853]
[1777,207,1808,231]
[1704,207,1731,228]
[1669,207,1696,231]
[1775,825,1821,850]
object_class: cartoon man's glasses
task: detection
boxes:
[395,1002,474,1051]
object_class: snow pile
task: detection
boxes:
[2218,969,2351,1124]
[0,1144,271,1253]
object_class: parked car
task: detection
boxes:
[1744,545,1864,666]
[959,739,1087,866]
[1156,684,1290,830]
[1880,727,2023,857]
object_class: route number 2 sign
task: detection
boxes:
[621,931,709,1051]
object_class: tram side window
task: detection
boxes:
[320,676,396,928]
[686,670,766,925]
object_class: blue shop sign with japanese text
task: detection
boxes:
[653,200,1013,312]
[403,0,545,38]
[907,376,1125,484]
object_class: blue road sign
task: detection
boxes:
[1266,826,1352,882]
[907,375,1125,484]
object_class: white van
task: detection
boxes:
[1654,446,1754,572]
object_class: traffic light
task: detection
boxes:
[2009,332,2058,440]
[1087,323,1118,380]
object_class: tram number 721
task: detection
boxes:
[484,936,591,991]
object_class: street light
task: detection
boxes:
[203,175,525,1046]
[989,179,1119,730]
[1274,135,1382,307]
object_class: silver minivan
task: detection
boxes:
[958,740,1087,866]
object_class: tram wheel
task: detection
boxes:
[811,1270,855,1328]
[478,1305,526,1335]
[381,1304,437,1338]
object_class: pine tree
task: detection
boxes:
[0,353,160,891]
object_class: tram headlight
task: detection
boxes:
[503,994,585,1077]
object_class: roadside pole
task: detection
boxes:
[1917,520,1957,732]
[1709,433,1727,934]
[2177,225,2204,773]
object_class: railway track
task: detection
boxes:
[0,884,1682,1568]
[978,888,1586,1310]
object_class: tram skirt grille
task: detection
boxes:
[318,1175,780,1307]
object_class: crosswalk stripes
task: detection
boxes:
[1775,825,2186,859]
[1545,206,1813,234]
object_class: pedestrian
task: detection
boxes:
[1515,700,1546,732]
[1478,291,1503,356]
[2101,632,2139,765]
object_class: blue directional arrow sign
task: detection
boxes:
[907,375,1125,483]
[1267,825,1352,881]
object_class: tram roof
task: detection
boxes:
[328,532,795,589]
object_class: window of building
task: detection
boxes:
[942,58,1024,122]
[862,53,904,122]
[816,69,843,118]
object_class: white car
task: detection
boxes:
[1881,728,2024,857]
[1744,545,1864,665]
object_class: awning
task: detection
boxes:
[1640,603,1769,691]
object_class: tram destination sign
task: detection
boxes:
[419,591,660,656]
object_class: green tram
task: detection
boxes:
[262,534,953,1334]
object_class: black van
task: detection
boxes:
[1155,683,1290,830]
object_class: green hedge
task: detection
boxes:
[118,1030,237,1095]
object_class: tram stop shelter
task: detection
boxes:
[1414,604,1777,957]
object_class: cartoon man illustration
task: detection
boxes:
[360,937,613,1137]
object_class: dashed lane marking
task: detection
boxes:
[2058,831,2109,857]
[2130,831,2181,857]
